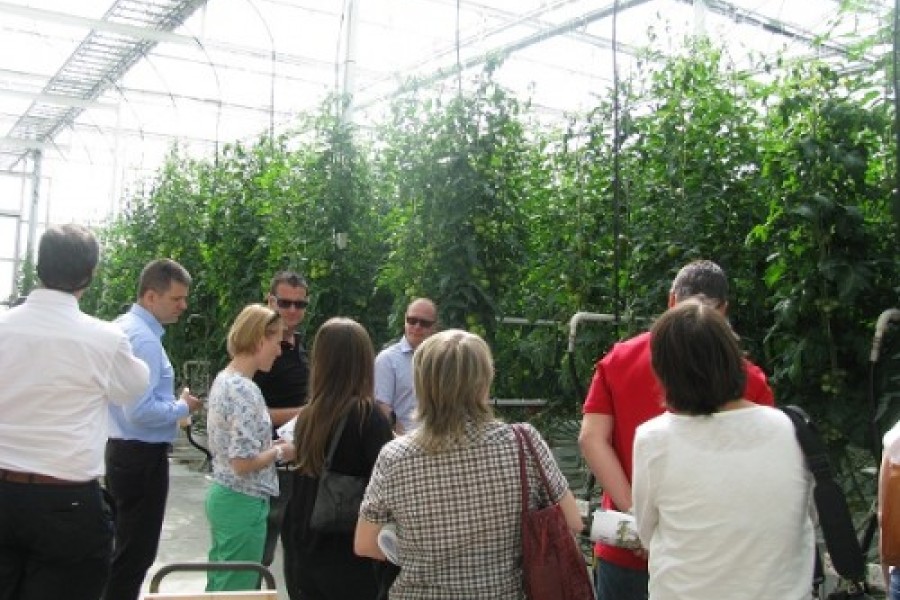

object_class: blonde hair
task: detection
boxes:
[226,304,283,357]
[412,329,494,453]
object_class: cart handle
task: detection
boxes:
[148,561,276,592]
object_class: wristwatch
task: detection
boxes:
[274,446,284,463]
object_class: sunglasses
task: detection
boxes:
[406,316,435,328]
[274,297,309,310]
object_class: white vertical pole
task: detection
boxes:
[25,150,42,285]
[109,101,123,219]
[341,0,358,123]
[694,0,708,38]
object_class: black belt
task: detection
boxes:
[0,468,93,486]
[107,439,172,452]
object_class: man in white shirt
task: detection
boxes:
[0,224,150,600]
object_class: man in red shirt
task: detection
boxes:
[578,260,774,600]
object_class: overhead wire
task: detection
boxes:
[242,0,277,143]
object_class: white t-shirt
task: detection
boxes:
[633,405,815,600]
[884,421,900,464]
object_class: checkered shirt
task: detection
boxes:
[360,420,569,599]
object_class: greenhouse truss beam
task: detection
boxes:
[0,0,209,171]
[356,0,652,110]
[444,0,641,54]
[678,0,881,64]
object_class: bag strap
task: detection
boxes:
[323,413,350,470]
[512,423,554,501]
[781,405,868,585]
[513,425,530,521]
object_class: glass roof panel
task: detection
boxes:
[0,0,892,221]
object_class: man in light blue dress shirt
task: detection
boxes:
[374,298,437,434]
[103,258,203,600]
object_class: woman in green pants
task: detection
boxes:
[205,304,297,591]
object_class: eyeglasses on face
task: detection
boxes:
[406,316,435,328]
[274,297,309,310]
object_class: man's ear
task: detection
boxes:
[667,292,677,308]
[140,289,157,308]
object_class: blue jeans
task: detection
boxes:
[594,559,649,600]
[891,566,900,600]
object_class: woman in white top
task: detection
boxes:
[632,298,814,600]
[881,420,900,599]
[205,304,297,591]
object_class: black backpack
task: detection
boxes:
[782,405,873,600]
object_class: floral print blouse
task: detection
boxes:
[206,369,278,499]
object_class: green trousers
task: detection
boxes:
[205,481,269,591]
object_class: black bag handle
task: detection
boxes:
[323,413,349,470]
[782,405,868,587]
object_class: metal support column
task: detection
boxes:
[24,149,41,294]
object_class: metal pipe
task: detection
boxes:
[567,311,616,353]
[871,308,900,362]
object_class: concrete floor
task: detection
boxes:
[139,457,289,599]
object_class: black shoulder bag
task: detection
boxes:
[782,405,873,600]
[309,413,368,533]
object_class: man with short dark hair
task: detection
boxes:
[253,270,310,591]
[254,271,310,430]
[578,259,775,600]
[375,297,438,434]
[103,258,203,600]
[0,224,150,600]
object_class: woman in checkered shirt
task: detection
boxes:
[356,329,583,599]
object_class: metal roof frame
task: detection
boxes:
[0,0,208,170]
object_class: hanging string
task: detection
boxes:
[611,0,622,334]
[456,0,463,98]
[334,1,347,117]
[893,0,900,225]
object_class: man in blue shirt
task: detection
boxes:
[374,297,438,433]
[103,258,202,600]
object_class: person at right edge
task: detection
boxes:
[578,259,774,600]
[880,418,900,600]
[253,271,310,595]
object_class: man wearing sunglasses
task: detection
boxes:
[253,270,310,595]
[255,271,310,431]
[375,297,438,434]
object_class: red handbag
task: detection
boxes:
[512,424,594,600]
[881,460,900,566]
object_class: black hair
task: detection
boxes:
[36,224,99,293]
[670,260,728,306]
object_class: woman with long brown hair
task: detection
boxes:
[283,317,393,600]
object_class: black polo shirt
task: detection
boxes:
[253,332,309,411]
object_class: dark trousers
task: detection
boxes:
[102,439,171,600]
[262,468,294,592]
[293,551,381,600]
[0,478,114,600]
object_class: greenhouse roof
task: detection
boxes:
[0,0,893,300]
